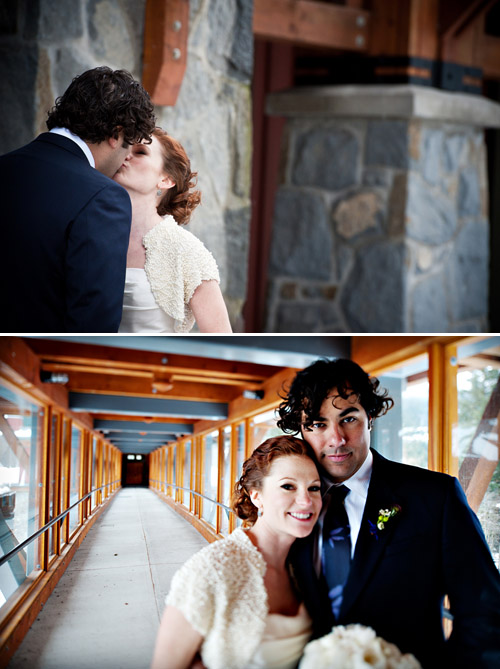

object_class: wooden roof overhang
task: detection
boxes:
[142,0,500,106]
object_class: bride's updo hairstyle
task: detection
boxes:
[232,435,317,526]
[154,128,201,225]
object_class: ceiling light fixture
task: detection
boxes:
[40,371,69,384]
[242,389,265,400]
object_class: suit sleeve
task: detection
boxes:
[443,478,500,668]
[64,183,131,332]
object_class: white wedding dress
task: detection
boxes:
[117,216,220,333]
[118,267,176,332]
[246,602,312,669]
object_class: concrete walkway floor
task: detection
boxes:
[8,487,208,669]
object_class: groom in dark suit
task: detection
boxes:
[0,66,156,332]
[278,358,500,668]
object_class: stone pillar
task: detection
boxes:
[265,85,500,333]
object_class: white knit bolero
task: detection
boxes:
[143,215,220,332]
[166,527,269,669]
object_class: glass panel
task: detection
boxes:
[48,413,58,558]
[220,427,232,536]
[172,446,177,498]
[183,440,191,508]
[60,420,69,549]
[69,426,82,534]
[165,449,169,494]
[250,410,281,452]
[202,431,218,528]
[0,381,43,608]
[92,439,98,510]
[456,337,500,569]
[372,355,429,468]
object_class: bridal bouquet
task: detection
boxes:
[298,625,421,669]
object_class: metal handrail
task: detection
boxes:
[0,480,120,568]
[150,480,233,513]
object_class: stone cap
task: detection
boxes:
[266,84,500,128]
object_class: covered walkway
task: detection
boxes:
[7,488,207,669]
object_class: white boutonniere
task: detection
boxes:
[368,504,402,539]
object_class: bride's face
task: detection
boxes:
[113,136,170,195]
[250,455,322,540]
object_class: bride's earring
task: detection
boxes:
[257,507,263,517]
[156,188,162,196]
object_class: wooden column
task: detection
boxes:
[142,0,189,105]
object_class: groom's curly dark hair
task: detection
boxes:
[46,66,155,145]
[277,358,394,434]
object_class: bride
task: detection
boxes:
[114,128,232,332]
[150,436,322,669]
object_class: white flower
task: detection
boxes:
[298,624,421,669]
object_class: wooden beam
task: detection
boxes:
[440,0,497,66]
[370,0,439,60]
[27,339,274,383]
[0,338,68,408]
[351,336,466,375]
[63,373,243,403]
[253,0,370,52]
[479,34,500,78]
[142,0,189,106]
[0,415,29,470]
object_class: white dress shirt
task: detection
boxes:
[315,449,373,574]
[49,127,95,167]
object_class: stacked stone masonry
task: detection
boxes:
[265,86,499,333]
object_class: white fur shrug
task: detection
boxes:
[143,215,220,332]
[166,528,268,669]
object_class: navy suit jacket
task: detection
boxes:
[0,133,131,332]
[290,449,500,668]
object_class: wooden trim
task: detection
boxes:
[52,412,62,557]
[253,0,370,52]
[216,429,223,534]
[351,336,465,376]
[39,405,51,571]
[244,40,294,331]
[481,34,500,79]
[428,343,445,473]
[142,0,189,106]
[370,0,439,60]
[442,344,459,478]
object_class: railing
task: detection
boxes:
[150,479,233,513]
[0,480,120,568]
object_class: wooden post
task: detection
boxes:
[142,0,189,106]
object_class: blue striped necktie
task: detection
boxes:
[322,484,351,619]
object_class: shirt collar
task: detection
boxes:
[322,448,373,501]
[49,127,95,168]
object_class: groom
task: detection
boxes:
[0,66,156,333]
[278,358,500,668]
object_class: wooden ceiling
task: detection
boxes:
[2,337,350,454]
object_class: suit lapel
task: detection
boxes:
[340,450,401,617]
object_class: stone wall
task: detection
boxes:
[266,86,500,333]
[0,0,253,330]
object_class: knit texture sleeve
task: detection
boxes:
[165,548,215,637]
[143,217,220,333]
